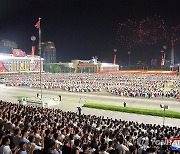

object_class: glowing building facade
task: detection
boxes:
[0,52,43,73]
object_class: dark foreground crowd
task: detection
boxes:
[0,100,179,154]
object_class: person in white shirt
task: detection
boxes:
[28,135,43,151]
[21,130,30,144]
[116,137,129,154]
[100,143,109,154]
[53,133,63,153]
[0,136,12,154]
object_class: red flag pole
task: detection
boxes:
[39,18,42,100]
[35,17,43,100]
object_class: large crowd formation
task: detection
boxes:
[0,73,180,99]
[0,100,179,154]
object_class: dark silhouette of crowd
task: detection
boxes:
[0,100,179,154]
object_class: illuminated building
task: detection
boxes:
[0,52,43,73]
[57,57,119,73]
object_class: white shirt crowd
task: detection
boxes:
[0,73,180,99]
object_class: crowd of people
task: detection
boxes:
[0,100,179,154]
[0,73,179,99]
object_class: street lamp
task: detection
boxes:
[146,66,149,71]
[79,98,81,104]
[120,66,123,70]
[84,97,87,103]
[160,104,168,126]
[128,51,131,67]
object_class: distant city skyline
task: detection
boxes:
[0,0,179,66]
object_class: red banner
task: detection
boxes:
[114,55,116,64]
[0,61,8,72]
[33,61,40,71]
[12,49,26,57]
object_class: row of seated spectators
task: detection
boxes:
[1,73,179,99]
[0,100,179,154]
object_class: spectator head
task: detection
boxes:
[1,136,10,145]
[0,123,4,131]
[100,143,108,152]
[74,139,80,147]
[53,133,59,140]
[19,142,27,151]
[45,129,51,137]
[14,128,21,135]
[49,141,57,150]
[28,135,35,143]
[129,145,136,154]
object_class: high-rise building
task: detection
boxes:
[41,41,56,63]
[0,39,18,53]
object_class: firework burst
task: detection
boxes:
[117,19,139,51]
[138,15,167,45]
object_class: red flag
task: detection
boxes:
[35,21,40,29]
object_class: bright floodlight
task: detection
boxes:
[160,104,168,109]
[160,104,164,108]
[160,104,168,125]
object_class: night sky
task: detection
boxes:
[0,0,179,65]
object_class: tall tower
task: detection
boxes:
[41,41,56,64]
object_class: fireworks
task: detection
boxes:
[117,15,167,48]
[117,19,139,51]
[171,24,180,42]
[117,15,180,67]
[138,15,167,45]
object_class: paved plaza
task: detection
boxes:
[0,84,179,127]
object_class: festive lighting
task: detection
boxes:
[117,15,167,49]
[117,19,139,51]
[171,24,180,42]
[138,15,167,45]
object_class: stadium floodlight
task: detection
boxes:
[160,104,168,126]
[160,104,168,109]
